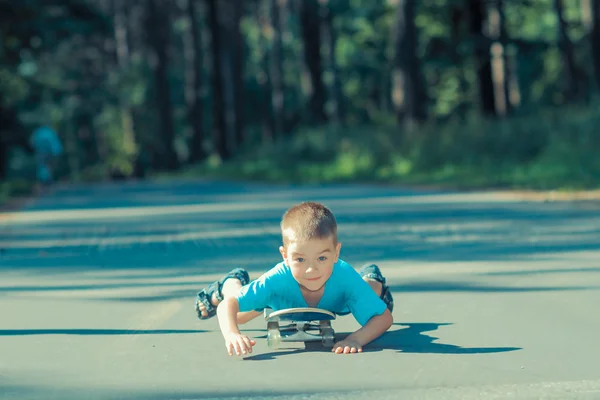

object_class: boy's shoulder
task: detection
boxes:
[334,259,358,276]
[256,260,291,285]
[328,259,364,291]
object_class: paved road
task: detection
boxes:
[1,180,599,400]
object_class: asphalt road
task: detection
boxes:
[1,180,599,400]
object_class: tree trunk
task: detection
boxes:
[0,98,8,180]
[450,5,469,118]
[254,1,275,142]
[554,0,580,101]
[206,0,229,160]
[299,0,327,124]
[322,1,345,124]
[392,0,427,125]
[591,0,600,89]
[112,0,137,174]
[232,0,244,148]
[468,0,496,116]
[146,0,178,170]
[488,0,509,116]
[270,0,285,138]
[218,1,241,154]
[185,0,207,163]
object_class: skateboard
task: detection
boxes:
[264,307,336,349]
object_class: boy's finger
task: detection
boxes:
[233,341,242,356]
[242,337,254,353]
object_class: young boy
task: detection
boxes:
[195,201,394,356]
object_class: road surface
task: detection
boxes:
[1,180,599,399]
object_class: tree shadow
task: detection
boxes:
[243,322,520,360]
[0,328,206,336]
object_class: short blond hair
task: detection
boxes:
[280,202,337,247]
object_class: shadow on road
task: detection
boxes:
[2,181,600,279]
[368,322,520,354]
[243,322,520,360]
[0,328,206,336]
[388,282,597,293]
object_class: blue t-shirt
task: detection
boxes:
[30,126,63,156]
[235,259,387,326]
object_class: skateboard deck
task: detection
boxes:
[264,307,336,349]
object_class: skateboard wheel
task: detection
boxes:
[321,328,335,348]
[322,334,335,348]
[267,329,281,349]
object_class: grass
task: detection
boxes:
[170,104,600,192]
[3,103,599,210]
[0,179,35,209]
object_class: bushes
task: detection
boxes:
[188,103,600,190]
[0,179,35,206]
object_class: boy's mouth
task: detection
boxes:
[305,276,321,281]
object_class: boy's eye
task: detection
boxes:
[318,256,327,261]
[296,258,305,262]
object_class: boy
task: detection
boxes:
[195,201,394,356]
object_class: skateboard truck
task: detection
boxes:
[264,307,336,350]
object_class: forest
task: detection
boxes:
[1,0,600,204]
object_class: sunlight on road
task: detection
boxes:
[0,191,544,226]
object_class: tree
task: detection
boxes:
[111,0,136,171]
[0,0,106,179]
[591,0,600,89]
[322,0,345,124]
[488,0,511,116]
[253,1,276,142]
[554,0,580,101]
[232,0,245,148]
[299,0,328,124]
[392,0,427,125]
[206,0,229,160]
[146,0,178,170]
[185,0,207,163]
[270,0,285,138]
[468,0,496,116]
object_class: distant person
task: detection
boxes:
[194,201,394,356]
[30,124,63,187]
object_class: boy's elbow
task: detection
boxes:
[383,308,393,328]
[217,296,239,314]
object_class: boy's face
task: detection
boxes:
[279,236,342,292]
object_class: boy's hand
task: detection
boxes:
[332,338,362,354]
[225,332,256,356]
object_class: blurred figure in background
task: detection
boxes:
[29,124,63,189]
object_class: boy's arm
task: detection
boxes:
[217,297,256,356]
[333,309,393,354]
[216,296,241,334]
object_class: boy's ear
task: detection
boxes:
[334,242,342,262]
[279,245,287,259]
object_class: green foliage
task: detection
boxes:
[182,102,600,190]
[0,179,35,206]
[2,0,600,197]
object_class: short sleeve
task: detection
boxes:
[344,269,388,326]
[235,273,271,312]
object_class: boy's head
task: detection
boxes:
[279,202,342,292]
[280,201,338,246]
